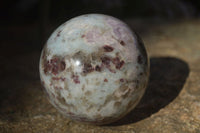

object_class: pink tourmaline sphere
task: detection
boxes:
[39,14,149,125]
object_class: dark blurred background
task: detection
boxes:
[1,0,200,51]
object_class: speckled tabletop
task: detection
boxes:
[0,19,200,133]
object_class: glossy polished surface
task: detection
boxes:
[39,14,149,125]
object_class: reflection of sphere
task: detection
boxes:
[39,14,149,125]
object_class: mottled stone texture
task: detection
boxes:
[39,14,149,124]
[1,19,200,132]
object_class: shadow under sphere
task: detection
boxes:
[109,57,190,126]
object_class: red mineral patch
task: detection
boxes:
[120,40,126,46]
[116,60,124,69]
[52,77,66,81]
[55,86,63,90]
[112,57,120,65]
[43,57,66,75]
[120,78,124,82]
[51,58,60,75]
[71,74,80,84]
[81,34,85,38]
[83,63,94,74]
[52,77,60,80]
[95,65,101,72]
[108,68,116,73]
[44,60,51,74]
[112,57,125,69]
[101,56,117,73]
[104,78,108,82]
[103,45,114,52]
[101,56,111,66]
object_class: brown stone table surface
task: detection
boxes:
[0,19,200,133]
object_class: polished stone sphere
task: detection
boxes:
[39,14,149,125]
